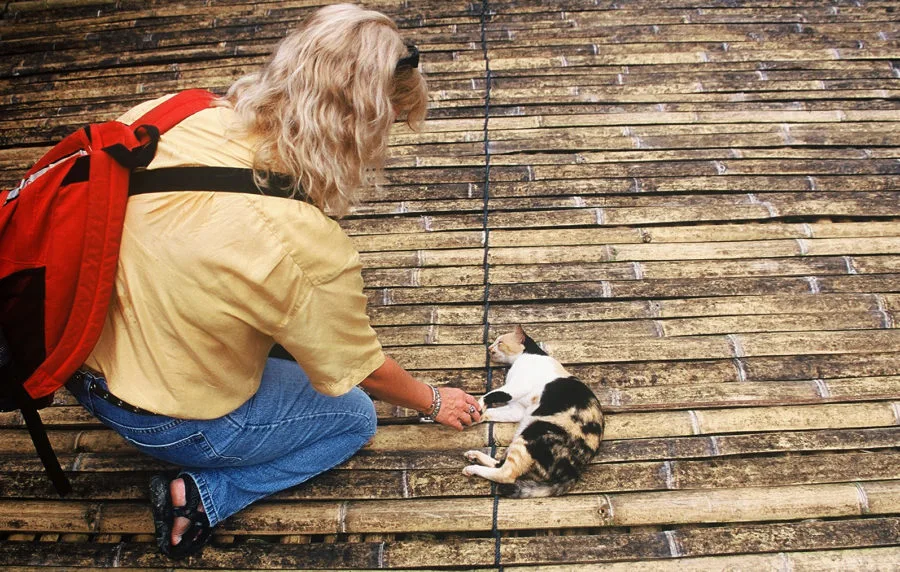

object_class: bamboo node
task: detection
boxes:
[632,261,645,280]
[662,461,676,490]
[604,244,616,261]
[891,402,900,425]
[795,238,809,256]
[732,357,748,382]
[688,410,702,435]
[727,334,746,358]
[401,469,411,499]
[602,494,615,522]
[601,281,612,299]
[780,124,795,145]
[664,530,684,557]
[843,256,858,274]
[814,379,831,399]
[805,276,821,294]
[112,542,124,567]
[875,310,894,329]
[853,482,871,515]
[609,389,622,407]
[337,501,349,533]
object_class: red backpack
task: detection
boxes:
[0,90,219,494]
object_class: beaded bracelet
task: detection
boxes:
[422,384,442,422]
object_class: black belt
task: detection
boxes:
[87,378,157,416]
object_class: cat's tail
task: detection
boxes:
[497,479,573,499]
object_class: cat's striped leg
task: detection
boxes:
[463,450,499,467]
[463,437,533,483]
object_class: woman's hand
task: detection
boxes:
[434,387,482,431]
[360,356,482,431]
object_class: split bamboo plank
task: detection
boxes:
[2,480,898,536]
[4,399,898,455]
[7,425,895,473]
[502,546,900,572]
[0,516,896,568]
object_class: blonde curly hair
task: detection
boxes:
[224,4,427,216]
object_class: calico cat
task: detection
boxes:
[463,325,604,498]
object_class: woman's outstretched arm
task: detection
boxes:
[360,355,481,430]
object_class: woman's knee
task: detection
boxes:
[349,388,378,440]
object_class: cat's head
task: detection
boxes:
[489,325,545,364]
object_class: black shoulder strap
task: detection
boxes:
[129,167,300,199]
[0,327,71,496]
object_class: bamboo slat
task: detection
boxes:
[2,480,898,536]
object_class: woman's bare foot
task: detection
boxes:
[169,477,205,546]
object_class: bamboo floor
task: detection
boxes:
[1,0,900,569]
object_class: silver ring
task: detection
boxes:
[468,405,476,414]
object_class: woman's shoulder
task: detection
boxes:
[244,196,359,283]
[115,94,179,124]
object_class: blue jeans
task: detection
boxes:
[66,358,377,527]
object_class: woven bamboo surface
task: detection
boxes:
[1,0,899,569]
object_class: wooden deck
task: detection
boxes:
[2,0,900,569]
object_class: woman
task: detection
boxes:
[65,4,481,559]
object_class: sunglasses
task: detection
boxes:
[396,43,419,72]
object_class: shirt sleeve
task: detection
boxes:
[271,210,385,396]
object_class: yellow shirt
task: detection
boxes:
[84,95,384,418]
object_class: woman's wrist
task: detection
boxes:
[421,384,442,421]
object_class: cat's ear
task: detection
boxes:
[514,324,527,343]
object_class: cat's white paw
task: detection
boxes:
[463,450,481,463]
[462,465,477,477]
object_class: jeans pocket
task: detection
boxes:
[122,430,244,467]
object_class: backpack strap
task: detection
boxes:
[0,327,71,495]
[132,89,218,133]
[129,167,299,199]
[101,90,219,171]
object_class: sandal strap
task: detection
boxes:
[149,473,212,560]
[172,474,209,526]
